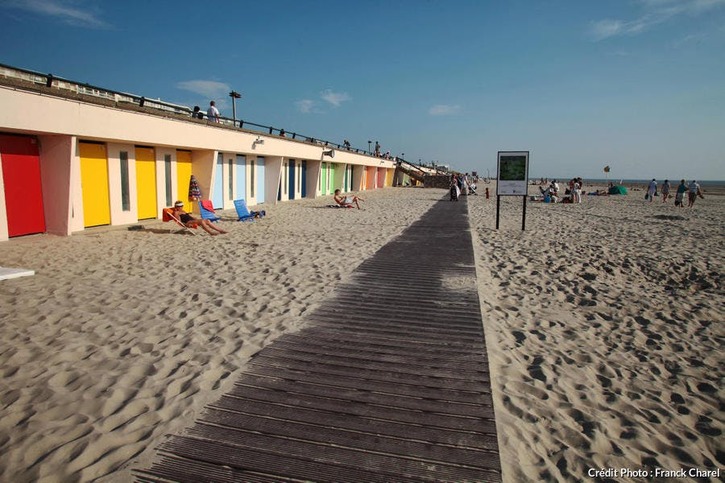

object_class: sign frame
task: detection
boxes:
[496,151,529,196]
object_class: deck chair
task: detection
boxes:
[162,208,198,235]
[233,199,265,222]
[199,200,221,222]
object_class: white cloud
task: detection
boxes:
[296,90,351,113]
[3,0,109,29]
[429,104,461,116]
[176,80,231,99]
[589,0,725,40]
[295,99,315,113]
[320,89,351,107]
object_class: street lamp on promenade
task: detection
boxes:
[229,91,242,125]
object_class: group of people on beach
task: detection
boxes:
[167,188,365,235]
[538,178,583,203]
[450,173,483,201]
[647,179,703,207]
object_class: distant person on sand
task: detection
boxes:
[675,179,687,208]
[207,101,220,123]
[661,179,671,203]
[333,189,364,209]
[688,180,702,207]
[573,178,582,203]
[647,178,657,202]
[171,201,227,235]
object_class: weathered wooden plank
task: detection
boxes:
[205,399,499,450]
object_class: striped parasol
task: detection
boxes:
[188,174,202,201]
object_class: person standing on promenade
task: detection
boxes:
[647,178,657,202]
[661,179,671,203]
[207,101,220,123]
[675,179,687,208]
[688,180,701,208]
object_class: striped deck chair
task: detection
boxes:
[162,208,198,235]
[199,200,221,222]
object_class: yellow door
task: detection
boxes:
[176,151,193,212]
[79,142,110,227]
[136,146,157,219]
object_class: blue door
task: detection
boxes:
[256,156,265,203]
[301,161,307,198]
[212,153,224,208]
[235,154,246,201]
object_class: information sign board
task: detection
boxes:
[497,151,529,196]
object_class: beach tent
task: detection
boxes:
[608,185,628,195]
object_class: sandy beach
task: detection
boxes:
[469,183,724,481]
[1,184,723,482]
[0,188,440,482]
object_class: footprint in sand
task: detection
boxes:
[527,355,547,383]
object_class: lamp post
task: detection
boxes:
[229,91,242,125]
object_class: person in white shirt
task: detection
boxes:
[647,179,657,202]
[688,180,701,207]
[207,101,220,123]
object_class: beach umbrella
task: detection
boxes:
[188,175,202,201]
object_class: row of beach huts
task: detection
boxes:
[0,63,417,242]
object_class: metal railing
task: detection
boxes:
[0,62,406,159]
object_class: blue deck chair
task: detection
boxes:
[234,199,264,222]
[199,200,221,222]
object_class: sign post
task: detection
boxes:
[496,151,529,230]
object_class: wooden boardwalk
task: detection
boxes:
[136,196,501,482]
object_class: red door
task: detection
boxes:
[0,134,46,237]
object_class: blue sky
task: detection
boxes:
[1,0,724,180]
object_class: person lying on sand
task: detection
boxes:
[171,201,227,235]
[333,189,364,209]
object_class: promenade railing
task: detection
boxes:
[0,62,390,158]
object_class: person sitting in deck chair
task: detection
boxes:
[333,189,364,209]
[171,201,227,235]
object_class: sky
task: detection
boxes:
[1,0,724,180]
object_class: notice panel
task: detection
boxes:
[497,151,529,196]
